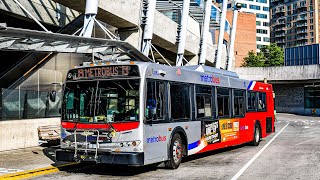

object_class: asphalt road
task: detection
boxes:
[3,113,320,180]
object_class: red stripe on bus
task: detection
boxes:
[61,121,140,131]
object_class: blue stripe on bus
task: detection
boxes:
[188,140,200,150]
[247,81,253,90]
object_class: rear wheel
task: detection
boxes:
[251,124,261,146]
[165,134,183,169]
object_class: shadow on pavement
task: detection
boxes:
[45,143,253,176]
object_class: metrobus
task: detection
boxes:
[56,61,275,169]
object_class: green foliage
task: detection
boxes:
[241,43,284,67]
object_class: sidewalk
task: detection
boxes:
[0,145,65,176]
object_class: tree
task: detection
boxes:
[241,50,264,67]
[241,44,284,67]
[261,43,284,66]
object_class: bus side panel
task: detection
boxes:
[143,121,201,165]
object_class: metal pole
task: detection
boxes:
[141,0,156,56]
[216,0,228,69]
[79,0,99,37]
[176,0,190,66]
[199,0,212,65]
[227,5,238,70]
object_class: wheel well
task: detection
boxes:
[170,127,188,156]
[176,131,188,156]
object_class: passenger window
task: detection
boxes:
[233,90,245,117]
[247,91,257,111]
[217,88,230,118]
[146,81,166,121]
[258,92,266,111]
[196,85,213,119]
[170,82,190,120]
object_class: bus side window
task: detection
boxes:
[233,89,245,117]
[217,88,230,118]
[146,80,166,121]
[170,82,191,120]
[247,91,257,112]
[258,92,266,111]
[196,85,213,120]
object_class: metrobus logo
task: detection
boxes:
[147,135,167,143]
[200,75,220,84]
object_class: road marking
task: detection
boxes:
[231,123,290,180]
[295,137,320,146]
[0,162,78,180]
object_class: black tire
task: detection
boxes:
[251,124,261,146]
[165,134,183,169]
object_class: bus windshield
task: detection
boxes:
[62,79,140,123]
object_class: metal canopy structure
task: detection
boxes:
[0,25,152,62]
[156,0,231,33]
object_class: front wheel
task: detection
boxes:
[251,124,261,146]
[165,134,183,169]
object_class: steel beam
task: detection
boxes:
[141,0,156,56]
[227,5,239,70]
[199,0,212,65]
[176,0,190,66]
[216,0,228,69]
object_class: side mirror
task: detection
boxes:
[49,90,57,102]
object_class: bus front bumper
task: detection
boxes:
[55,149,144,165]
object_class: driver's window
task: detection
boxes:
[146,80,166,121]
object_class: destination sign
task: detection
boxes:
[67,65,139,80]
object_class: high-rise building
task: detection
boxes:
[270,0,319,48]
[224,0,270,51]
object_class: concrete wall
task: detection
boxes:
[235,65,320,81]
[273,84,305,115]
[0,118,60,151]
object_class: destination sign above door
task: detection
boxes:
[66,65,140,80]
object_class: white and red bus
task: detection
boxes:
[56,61,274,169]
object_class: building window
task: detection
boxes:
[311,38,314,43]
[310,12,313,16]
[257,29,268,34]
[257,36,262,41]
[170,82,190,120]
[256,0,267,3]
[310,19,313,24]
[247,0,254,2]
[241,4,247,8]
[310,25,314,30]
[217,88,230,117]
[250,5,261,10]
[227,3,232,8]
[305,87,320,108]
[256,21,261,26]
[256,13,267,19]
[263,37,270,42]
[310,32,314,36]
[263,22,269,26]
[263,7,269,11]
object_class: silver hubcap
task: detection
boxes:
[172,140,182,164]
[255,128,260,143]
